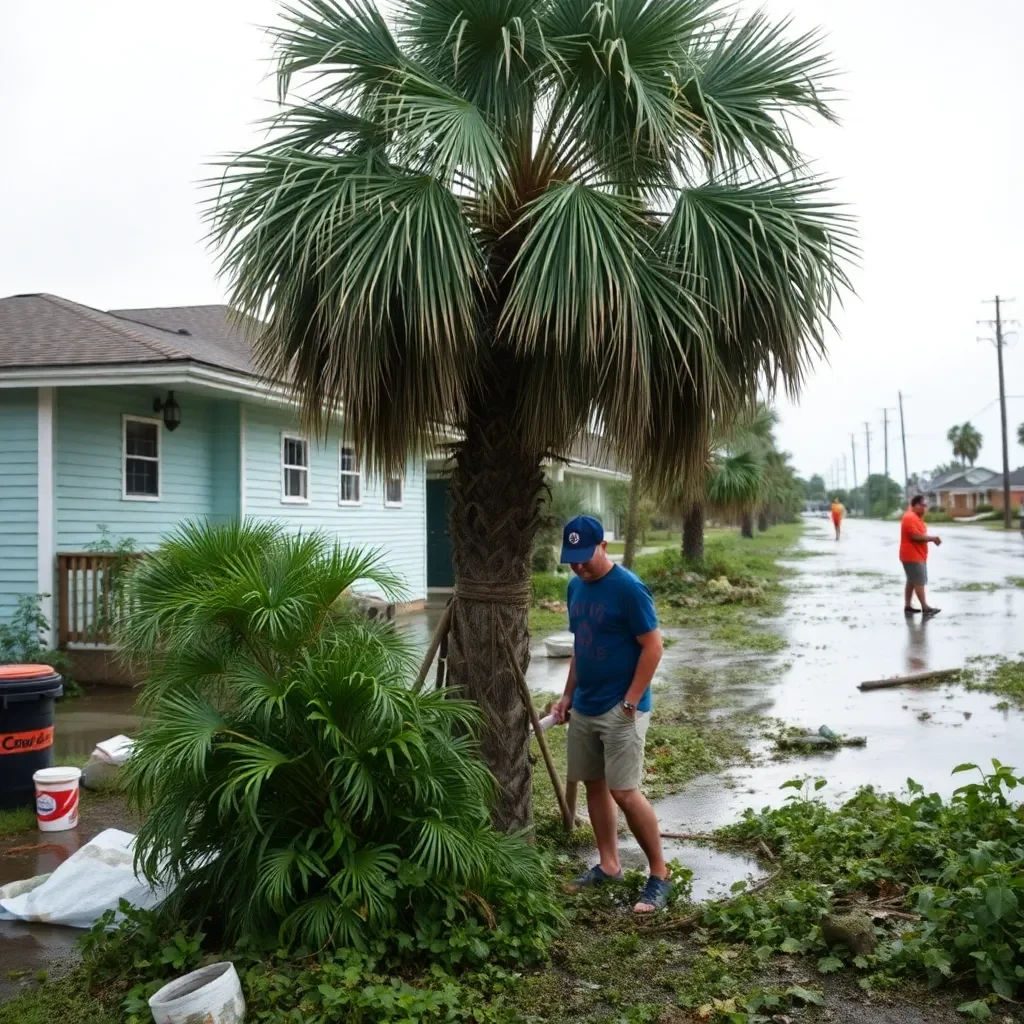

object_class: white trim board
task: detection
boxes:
[37,387,55,646]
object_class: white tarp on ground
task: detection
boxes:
[0,828,165,929]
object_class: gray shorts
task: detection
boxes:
[902,561,928,586]
[566,704,650,791]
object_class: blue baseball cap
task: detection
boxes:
[560,515,604,564]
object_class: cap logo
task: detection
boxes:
[568,531,580,545]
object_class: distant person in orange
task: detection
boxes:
[900,495,942,618]
[830,498,845,540]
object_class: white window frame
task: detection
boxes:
[384,474,404,509]
[122,414,161,502]
[281,433,310,504]
[338,443,362,506]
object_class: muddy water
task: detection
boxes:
[658,516,1024,833]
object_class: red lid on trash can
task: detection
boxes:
[0,665,60,680]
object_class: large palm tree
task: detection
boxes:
[948,422,983,467]
[209,0,853,830]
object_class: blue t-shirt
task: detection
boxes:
[567,565,659,716]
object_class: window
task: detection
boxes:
[281,434,309,502]
[123,416,160,500]
[384,476,404,508]
[338,445,361,505]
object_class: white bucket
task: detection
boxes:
[148,962,246,1024]
[33,766,81,832]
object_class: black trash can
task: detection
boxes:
[0,664,64,810]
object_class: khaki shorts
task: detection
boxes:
[566,704,650,791]
[902,561,928,586]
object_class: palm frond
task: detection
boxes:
[679,11,838,173]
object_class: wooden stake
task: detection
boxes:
[500,628,574,833]
[411,603,452,694]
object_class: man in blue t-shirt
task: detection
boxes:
[550,515,670,912]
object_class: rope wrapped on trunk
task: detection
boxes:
[452,579,533,605]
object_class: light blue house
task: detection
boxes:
[0,293,428,650]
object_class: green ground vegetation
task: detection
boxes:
[15,763,1023,1023]
[961,657,1024,708]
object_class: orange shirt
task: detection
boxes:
[831,502,843,520]
[900,509,929,562]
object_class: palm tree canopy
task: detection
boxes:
[1018,422,1024,447]
[209,0,854,492]
[948,421,982,466]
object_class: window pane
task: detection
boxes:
[385,478,402,504]
[126,420,158,458]
[284,438,307,467]
[126,457,158,496]
[285,467,307,499]
[340,447,357,473]
[340,474,359,503]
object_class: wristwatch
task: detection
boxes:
[622,700,637,712]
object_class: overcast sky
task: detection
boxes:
[3,0,1023,482]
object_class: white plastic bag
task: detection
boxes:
[0,828,166,929]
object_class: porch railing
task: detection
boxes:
[56,552,145,648]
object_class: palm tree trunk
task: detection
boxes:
[682,504,704,562]
[446,400,545,833]
[757,510,768,533]
[740,512,754,539]
[622,483,641,569]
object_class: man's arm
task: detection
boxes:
[909,531,941,544]
[623,629,663,713]
[552,657,577,723]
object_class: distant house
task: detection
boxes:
[0,293,625,648]
[931,467,1000,516]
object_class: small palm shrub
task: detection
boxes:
[119,521,558,955]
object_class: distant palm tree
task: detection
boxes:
[948,422,983,467]
[1017,422,1024,448]
[208,0,853,829]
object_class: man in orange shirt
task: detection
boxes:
[900,495,942,617]
[830,498,845,540]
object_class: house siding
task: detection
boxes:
[55,386,239,550]
[242,402,427,602]
[0,389,39,621]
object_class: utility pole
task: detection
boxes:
[898,391,910,504]
[981,297,1015,529]
[881,408,894,516]
[864,422,872,516]
[850,434,859,516]
[842,453,847,491]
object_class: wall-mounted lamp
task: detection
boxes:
[153,390,182,431]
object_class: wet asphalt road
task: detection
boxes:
[658,515,1024,833]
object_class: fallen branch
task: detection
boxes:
[659,832,718,842]
[639,869,782,935]
[758,840,776,862]
[858,668,961,691]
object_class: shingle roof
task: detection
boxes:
[0,293,259,376]
[936,467,1000,491]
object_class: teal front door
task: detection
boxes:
[426,478,455,588]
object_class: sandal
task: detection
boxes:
[564,864,623,892]
[634,874,672,913]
